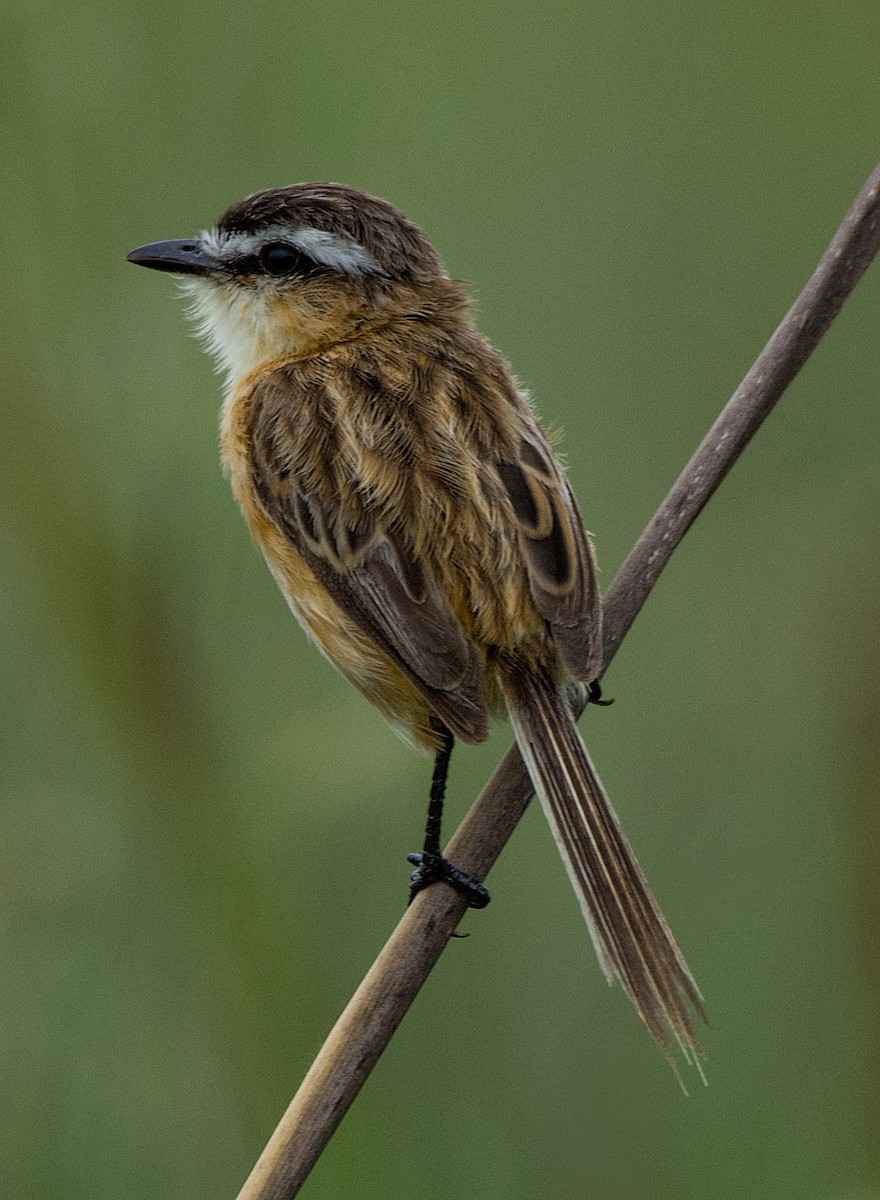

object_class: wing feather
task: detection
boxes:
[496,433,602,681]
[248,374,488,743]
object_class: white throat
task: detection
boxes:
[180,276,303,389]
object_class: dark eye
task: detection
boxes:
[259,242,308,276]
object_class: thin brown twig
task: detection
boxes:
[235,161,880,1200]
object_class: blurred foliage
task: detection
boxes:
[3,2,880,1197]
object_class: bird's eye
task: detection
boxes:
[259,242,308,276]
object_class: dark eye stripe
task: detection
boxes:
[225,244,322,278]
[226,253,260,276]
[260,242,314,276]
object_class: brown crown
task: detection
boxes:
[217,183,445,282]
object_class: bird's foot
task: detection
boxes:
[407,851,490,910]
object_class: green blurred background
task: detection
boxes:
[3,2,880,1197]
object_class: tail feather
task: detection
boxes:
[502,666,707,1071]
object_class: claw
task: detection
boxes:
[587,679,614,707]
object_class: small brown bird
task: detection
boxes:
[128,184,705,1067]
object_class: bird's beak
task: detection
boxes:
[126,239,222,276]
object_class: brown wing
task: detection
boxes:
[495,432,602,681]
[249,376,488,744]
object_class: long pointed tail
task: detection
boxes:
[501,664,706,1069]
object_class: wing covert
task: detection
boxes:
[248,372,488,743]
[495,432,602,682]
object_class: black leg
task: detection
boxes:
[407,724,490,910]
[421,724,454,859]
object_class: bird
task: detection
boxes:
[127,183,706,1068]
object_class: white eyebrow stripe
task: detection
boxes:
[290,227,382,275]
[201,225,383,277]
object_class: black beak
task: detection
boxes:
[126,239,222,276]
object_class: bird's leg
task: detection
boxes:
[407,724,490,910]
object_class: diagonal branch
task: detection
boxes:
[235,161,880,1200]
